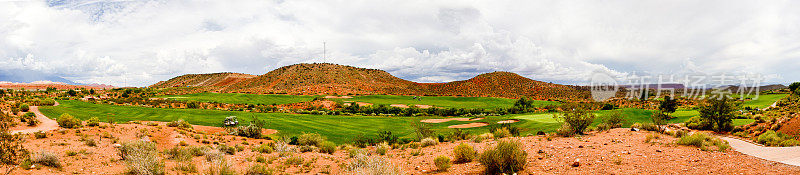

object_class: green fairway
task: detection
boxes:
[733,119,755,126]
[741,94,787,109]
[38,100,553,143]
[328,95,559,109]
[38,100,707,144]
[157,92,315,105]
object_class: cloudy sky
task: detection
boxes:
[1,0,799,87]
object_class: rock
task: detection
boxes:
[656,149,662,152]
[538,150,545,154]
[112,143,122,148]
[571,159,581,167]
[631,128,640,131]
[578,145,584,148]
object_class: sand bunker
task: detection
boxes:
[324,95,353,99]
[420,117,484,123]
[343,102,372,106]
[448,122,489,128]
[390,104,408,108]
[497,119,520,124]
[390,104,435,109]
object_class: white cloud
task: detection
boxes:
[1,0,799,86]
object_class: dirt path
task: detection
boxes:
[11,104,60,134]
[720,136,800,166]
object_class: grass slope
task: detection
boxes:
[329,95,558,109]
[158,92,315,105]
[741,94,787,109]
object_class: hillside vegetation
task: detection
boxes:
[151,63,589,101]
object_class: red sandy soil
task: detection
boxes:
[778,117,800,135]
[497,119,520,124]
[420,118,484,123]
[448,122,489,128]
[7,127,800,174]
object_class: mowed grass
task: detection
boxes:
[157,92,315,105]
[328,95,559,109]
[39,100,546,143]
[740,94,787,109]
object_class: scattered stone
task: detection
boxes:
[571,159,581,167]
[656,150,662,152]
[631,128,640,131]
[538,150,545,154]
[578,145,584,148]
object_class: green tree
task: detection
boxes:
[659,96,678,113]
[790,82,800,94]
[513,97,533,109]
[698,95,738,132]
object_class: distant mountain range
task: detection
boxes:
[0,69,77,84]
[0,69,115,89]
[151,63,591,101]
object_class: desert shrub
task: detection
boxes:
[217,144,236,155]
[1,112,29,165]
[479,140,528,175]
[86,117,100,127]
[187,146,208,156]
[57,113,82,129]
[204,150,225,162]
[644,133,660,143]
[377,130,399,145]
[346,151,404,175]
[21,112,38,126]
[121,141,165,175]
[19,103,29,112]
[555,123,573,137]
[602,110,626,128]
[349,148,367,158]
[555,106,595,135]
[165,147,193,162]
[474,133,492,143]
[253,144,274,154]
[245,164,273,175]
[596,123,611,132]
[299,145,316,153]
[421,137,438,147]
[319,141,337,154]
[453,143,477,163]
[353,134,376,148]
[82,137,97,147]
[65,150,77,156]
[285,156,304,165]
[492,128,512,139]
[757,130,799,146]
[685,116,712,129]
[175,162,198,173]
[273,140,296,157]
[298,133,325,147]
[434,156,451,171]
[167,119,193,130]
[697,96,737,132]
[206,158,235,175]
[31,150,61,168]
[672,130,688,138]
[375,142,390,155]
[119,141,157,160]
[677,133,730,151]
[234,123,261,139]
[638,122,659,131]
[34,131,47,139]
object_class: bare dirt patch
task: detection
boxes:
[415,104,433,109]
[420,117,483,123]
[497,119,520,124]
[342,102,372,106]
[448,122,489,128]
